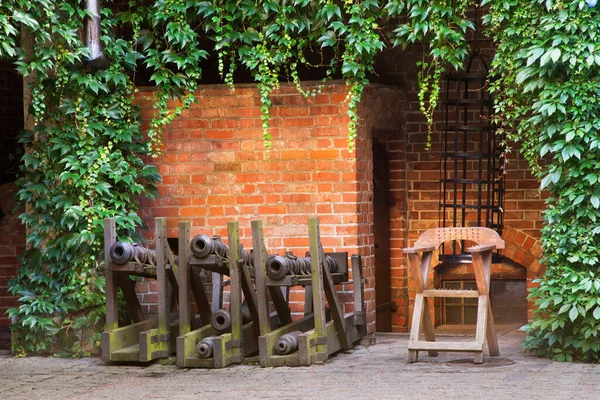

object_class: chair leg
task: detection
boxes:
[474,351,484,364]
[486,301,500,356]
[421,297,438,357]
[408,350,419,363]
[408,294,425,363]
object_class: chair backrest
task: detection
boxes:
[414,227,505,250]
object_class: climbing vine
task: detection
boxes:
[2,0,600,359]
[485,0,600,362]
[3,1,160,355]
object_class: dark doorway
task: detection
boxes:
[0,58,24,186]
[373,141,392,332]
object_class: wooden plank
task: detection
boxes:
[407,253,424,293]
[486,300,500,357]
[226,221,243,365]
[475,295,488,349]
[110,344,140,362]
[155,218,169,345]
[190,267,212,326]
[324,313,365,356]
[259,314,315,367]
[351,255,365,325]
[472,250,491,295]
[408,341,484,352]
[109,261,156,277]
[101,318,156,362]
[103,218,118,331]
[211,272,222,312]
[308,217,327,359]
[323,256,351,350]
[251,220,271,337]
[408,293,424,363]
[304,285,313,316]
[402,246,436,253]
[116,275,144,323]
[178,221,191,336]
[176,324,214,368]
[420,251,433,288]
[421,297,438,357]
[140,321,179,362]
[422,289,479,298]
[268,286,292,326]
[240,260,260,336]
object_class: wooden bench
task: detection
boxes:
[403,227,504,363]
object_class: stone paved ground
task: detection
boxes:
[0,329,598,400]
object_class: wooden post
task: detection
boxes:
[323,260,351,350]
[211,272,222,312]
[227,221,243,364]
[406,249,438,361]
[308,217,327,362]
[351,255,366,329]
[103,218,118,331]
[156,218,169,345]
[251,220,271,337]
[178,221,191,336]
[117,275,144,323]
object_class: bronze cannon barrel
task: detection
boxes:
[109,242,156,265]
[190,234,250,265]
[210,304,252,333]
[274,331,303,355]
[265,252,337,280]
[196,336,219,358]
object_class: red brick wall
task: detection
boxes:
[136,81,405,334]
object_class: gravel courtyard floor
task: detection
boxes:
[0,329,598,400]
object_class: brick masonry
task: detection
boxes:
[135,82,405,333]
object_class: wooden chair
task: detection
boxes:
[403,227,504,363]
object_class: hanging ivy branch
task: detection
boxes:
[386,0,475,148]
[131,0,207,155]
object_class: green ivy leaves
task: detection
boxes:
[488,0,600,361]
[3,0,159,356]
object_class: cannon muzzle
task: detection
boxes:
[210,304,252,333]
[109,242,156,265]
[196,336,218,358]
[274,331,303,355]
[190,234,250,266]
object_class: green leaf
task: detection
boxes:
[569,305,579,322]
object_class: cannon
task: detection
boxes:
[210,304,252,333]
[274,331,303,355]
[109,242,156,265]
[196,336,219,358]
[265,252,337,280]
[190,234,250,265]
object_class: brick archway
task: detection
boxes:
[501,226,545,320]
